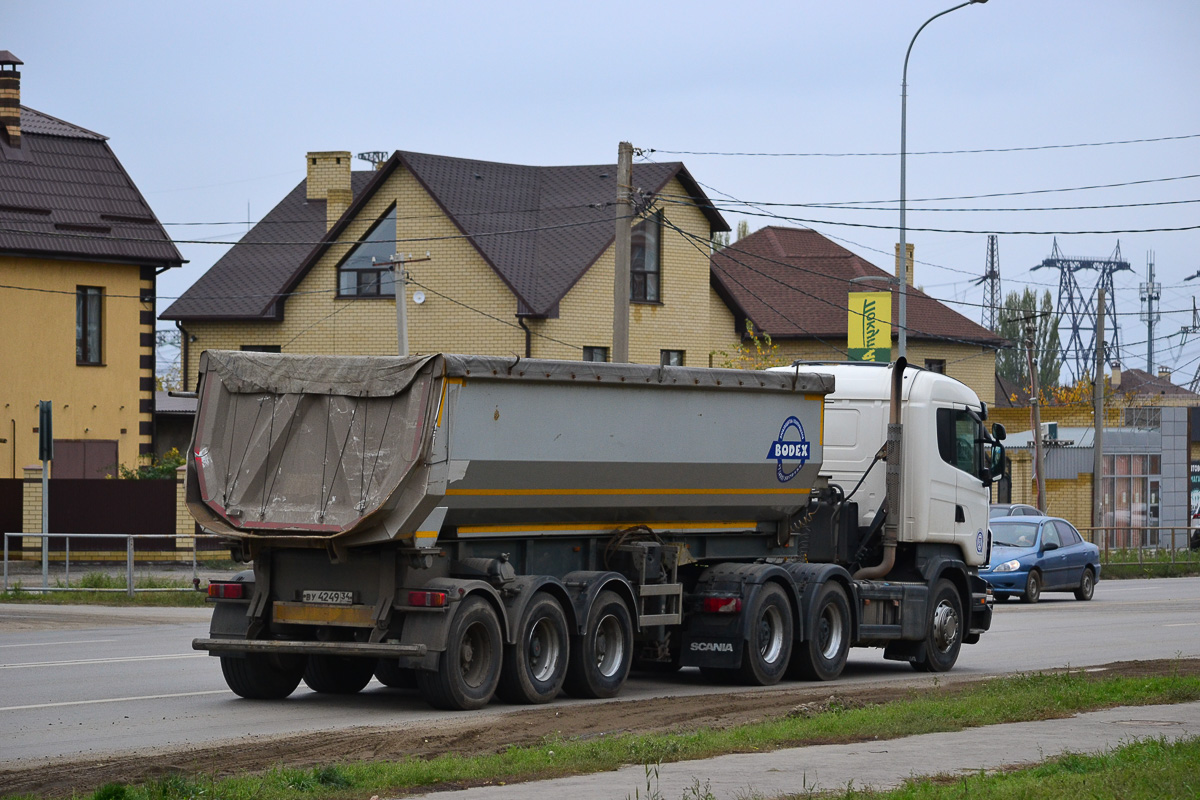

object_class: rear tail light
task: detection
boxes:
[702,596,742,614]
[408,590,448,608]
[207,582,245,600]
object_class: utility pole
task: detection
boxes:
[1026,316,1047,512]
[1140,252,1160,373]
[1093,288,1105,532]
[613,142,633,363]
[374,253,432,357]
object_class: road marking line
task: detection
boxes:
[0,653,203,669]
[0,638,118,649]
[0,689,231,712]
[1163,622,1200,627]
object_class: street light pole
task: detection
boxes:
[898,0,987,359]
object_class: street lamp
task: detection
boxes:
[898,0,988,359]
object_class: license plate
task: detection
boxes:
[302,590,354,605]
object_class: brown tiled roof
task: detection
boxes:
[163,150,727,321]
[0,107,183,267]
[1116,367,1200,398]
[711,226,1006,348]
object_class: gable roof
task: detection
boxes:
[1115,367,1200,399]
[163,150,727,321]
[711,226,1006,348]
[0,106,183,268]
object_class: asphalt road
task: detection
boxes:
[1,577,1198,766]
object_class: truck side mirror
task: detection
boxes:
[992,423,1006,442]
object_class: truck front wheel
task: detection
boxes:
[788,581,850,681]
[418,596,502,710]
[498,593,569,704]
[303,655,375,694]
[739,583,793,686]
[563,590,632,699]
[220,653,305,699]
[912,579,963,673]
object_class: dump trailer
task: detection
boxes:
[190,351,1002,710]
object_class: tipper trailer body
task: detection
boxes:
[190,351,1001,709]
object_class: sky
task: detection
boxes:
[7,0,1200,384]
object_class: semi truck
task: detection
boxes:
[189,351,1004,710]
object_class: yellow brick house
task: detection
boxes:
[0,50,183,480]
[162,150,735,387]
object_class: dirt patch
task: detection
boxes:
[3,658,1197,798]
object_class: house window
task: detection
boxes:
[241,345,282,353]
[631,210,662,303]
[660,349,685,367]
[76,286,103,365]
[925,359,946,374]
[337,206,398,297]
[583,346,608,362]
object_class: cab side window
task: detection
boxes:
[936,407,981,478]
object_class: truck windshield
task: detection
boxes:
[936,407,985,480]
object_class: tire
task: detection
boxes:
[1021,570,1042,604]
[497,594,569,704]
[374,659,418,689]
[302,655,375,694]
[1074,568,1095,601]
[912,579,963,673]
[738,583,793,686]
[220,653,305,699]
[788,581,850,682]
[563,590,633,699]
[417,595,502,710]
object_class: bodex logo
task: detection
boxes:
[767,415,811,483]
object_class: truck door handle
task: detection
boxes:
[955,505,966,523]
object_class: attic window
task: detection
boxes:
[631,210,662,303]
[336,206,397,298]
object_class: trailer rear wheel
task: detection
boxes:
[418,596,502,710]
[912,579,963,673]
[220,653,305,700]
[563,590,632,699]
[375,659,417,689]
[788,581,850,682]
[738,583,793,686]
[497,593,569,704]
[303,655,375,694]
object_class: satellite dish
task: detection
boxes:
[413,290,426,305]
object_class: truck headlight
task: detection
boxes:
[992,559,1021,573]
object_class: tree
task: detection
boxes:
[996,288,1061,391]
[736,220,750,241]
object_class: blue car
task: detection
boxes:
[982,516,1101,603]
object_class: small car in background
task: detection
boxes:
[989,503,1041,518]
[982,516,1100,603]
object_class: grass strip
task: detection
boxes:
[7,669,1198,800]
[825,735,1200,799]
[1,572,207,607]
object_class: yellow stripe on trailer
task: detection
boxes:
[272,601,375,627]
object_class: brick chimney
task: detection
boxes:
[1111,360,1122,389]
[895,242,914,286]
[1158,366,1172,382]
[305,151,352,229]
[0,50,23,149]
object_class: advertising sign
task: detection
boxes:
[848,291,891,362]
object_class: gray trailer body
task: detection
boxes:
[188,352,833,548]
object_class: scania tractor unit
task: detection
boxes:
[189,351,1004,710]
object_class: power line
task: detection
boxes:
[645,132,1200,158]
